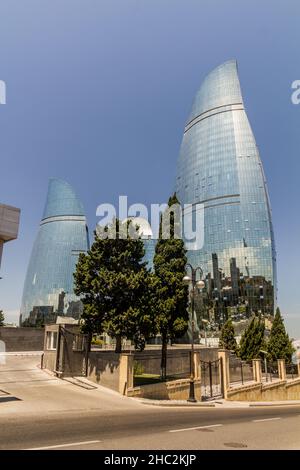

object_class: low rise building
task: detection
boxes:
[0,203,20,270]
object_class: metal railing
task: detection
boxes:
[200,359,222,399]
[285,363,298,380]
[261,360,279,382]
[229,354,253,386]
[133,353,191,387]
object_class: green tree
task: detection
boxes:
[267,308,294,363]
[153,193,189,378]
[238,316,265,360]
[0,310,4,327]
[74,218,157,353]
[219,319,238,353]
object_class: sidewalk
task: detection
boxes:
[63,375,300,409]
[135,397,300,408]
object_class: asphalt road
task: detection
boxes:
[1,354,300,450]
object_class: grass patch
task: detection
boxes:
[134,374,162,386]
[133,374,186,386]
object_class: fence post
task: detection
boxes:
[218,350,229,399]
[119,354,134,395]
[55,325,62,375]
[278,359,286,381]
[252,359,262,383]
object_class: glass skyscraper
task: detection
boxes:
[20,178,89,326]
[176,60,276,324]
[123,217,156,271]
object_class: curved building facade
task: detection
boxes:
[176,60,276,324]
[20,179,89,325]
[123,217,156,271]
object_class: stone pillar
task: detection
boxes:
[193,351,201,379]
[252,359,262,383]
[278,359,286,381]
[218,349,230,399]
[297,362,300,378]
[119,354,134,395]
[0,339,6,366]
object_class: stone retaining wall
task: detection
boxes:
[127,378,201,401]
[227,378,300,401]
[0,327,44,352]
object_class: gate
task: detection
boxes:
[56,326,89,377]
[200,359,222,400]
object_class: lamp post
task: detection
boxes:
[260,349,268,382]
[183,263,205,402]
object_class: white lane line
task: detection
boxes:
[25,440,101,450]
[169,424,223,433]
[253,417,281,423]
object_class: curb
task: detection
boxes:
[0,352,43,356]
[136,398,300,408]
[137,400,215,407]
[249,402,300,407]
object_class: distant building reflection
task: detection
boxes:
[193,252,274,330]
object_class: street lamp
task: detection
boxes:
[183,263,205,402]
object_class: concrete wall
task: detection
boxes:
[286,378,300,400]
[42,350,56,372]
[133,347,219,377]
[127,378,201,400]
[134,350,189,377]
[0,203,20,268]
[227,378,300,401]
[0,204,20,241]
[199,348,219,362]
[87,351,121,392]
[0,327,44,351]
[41,327,220,400]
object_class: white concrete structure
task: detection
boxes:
[0,203,20,269]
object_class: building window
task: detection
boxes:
[46,331,57,350]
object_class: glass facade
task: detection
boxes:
[123,217,156,271]
[20,178,89,325]
[176,60,276,325]
[143,238,156,272]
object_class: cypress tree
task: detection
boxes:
[153,193,189,379]
[238,316,265,360]
[219,319,238,353]
[267,308,294,363]
[0,310,4,327]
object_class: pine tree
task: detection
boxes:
[0,310,4,327]
[74,218,157,352]
[238,316,265,360]
[267,308,294,363]
[153,193,189,378]
[219,319,238,353]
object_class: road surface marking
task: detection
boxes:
[252,417,281,423]
[25,440,101,450]
[169,424,223,433]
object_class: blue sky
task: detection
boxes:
[0,0,299,337]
